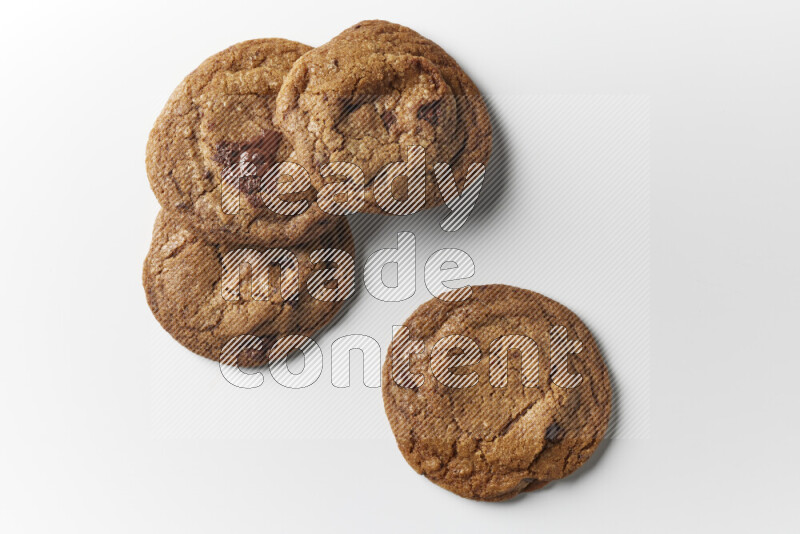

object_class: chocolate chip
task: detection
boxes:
[545,422,566,443]
[212,141,238,167]
[247,130,283,166]
[417,100,442,126]
[238,174,260,194]
[213,131,284,208]
[340,98,363,115]
[213,130,283,173]
[381,110,396,131]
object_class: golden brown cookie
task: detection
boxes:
[146,38,337,247]
[275,20,492,214]
[382,285,611,501]
[143,210,354,366]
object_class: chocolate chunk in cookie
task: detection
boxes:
[146,38,336,247]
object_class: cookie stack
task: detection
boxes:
[144,21,491,366]
[144,20,611,502]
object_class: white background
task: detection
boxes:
[1,1,798,532]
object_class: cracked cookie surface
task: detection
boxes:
[382,285,611,501]
[146,38,337,247]
[143,210,354,366]
[275,20,492,214]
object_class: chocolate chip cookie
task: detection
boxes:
[143,210,354,366]
[382,285,612,501]
[275,20,492,214]
[146,38,337,246]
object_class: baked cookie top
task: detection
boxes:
[382,285,612,501]
[146,38,335,246]
[275,20,492,213]
[143,210,354,366]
